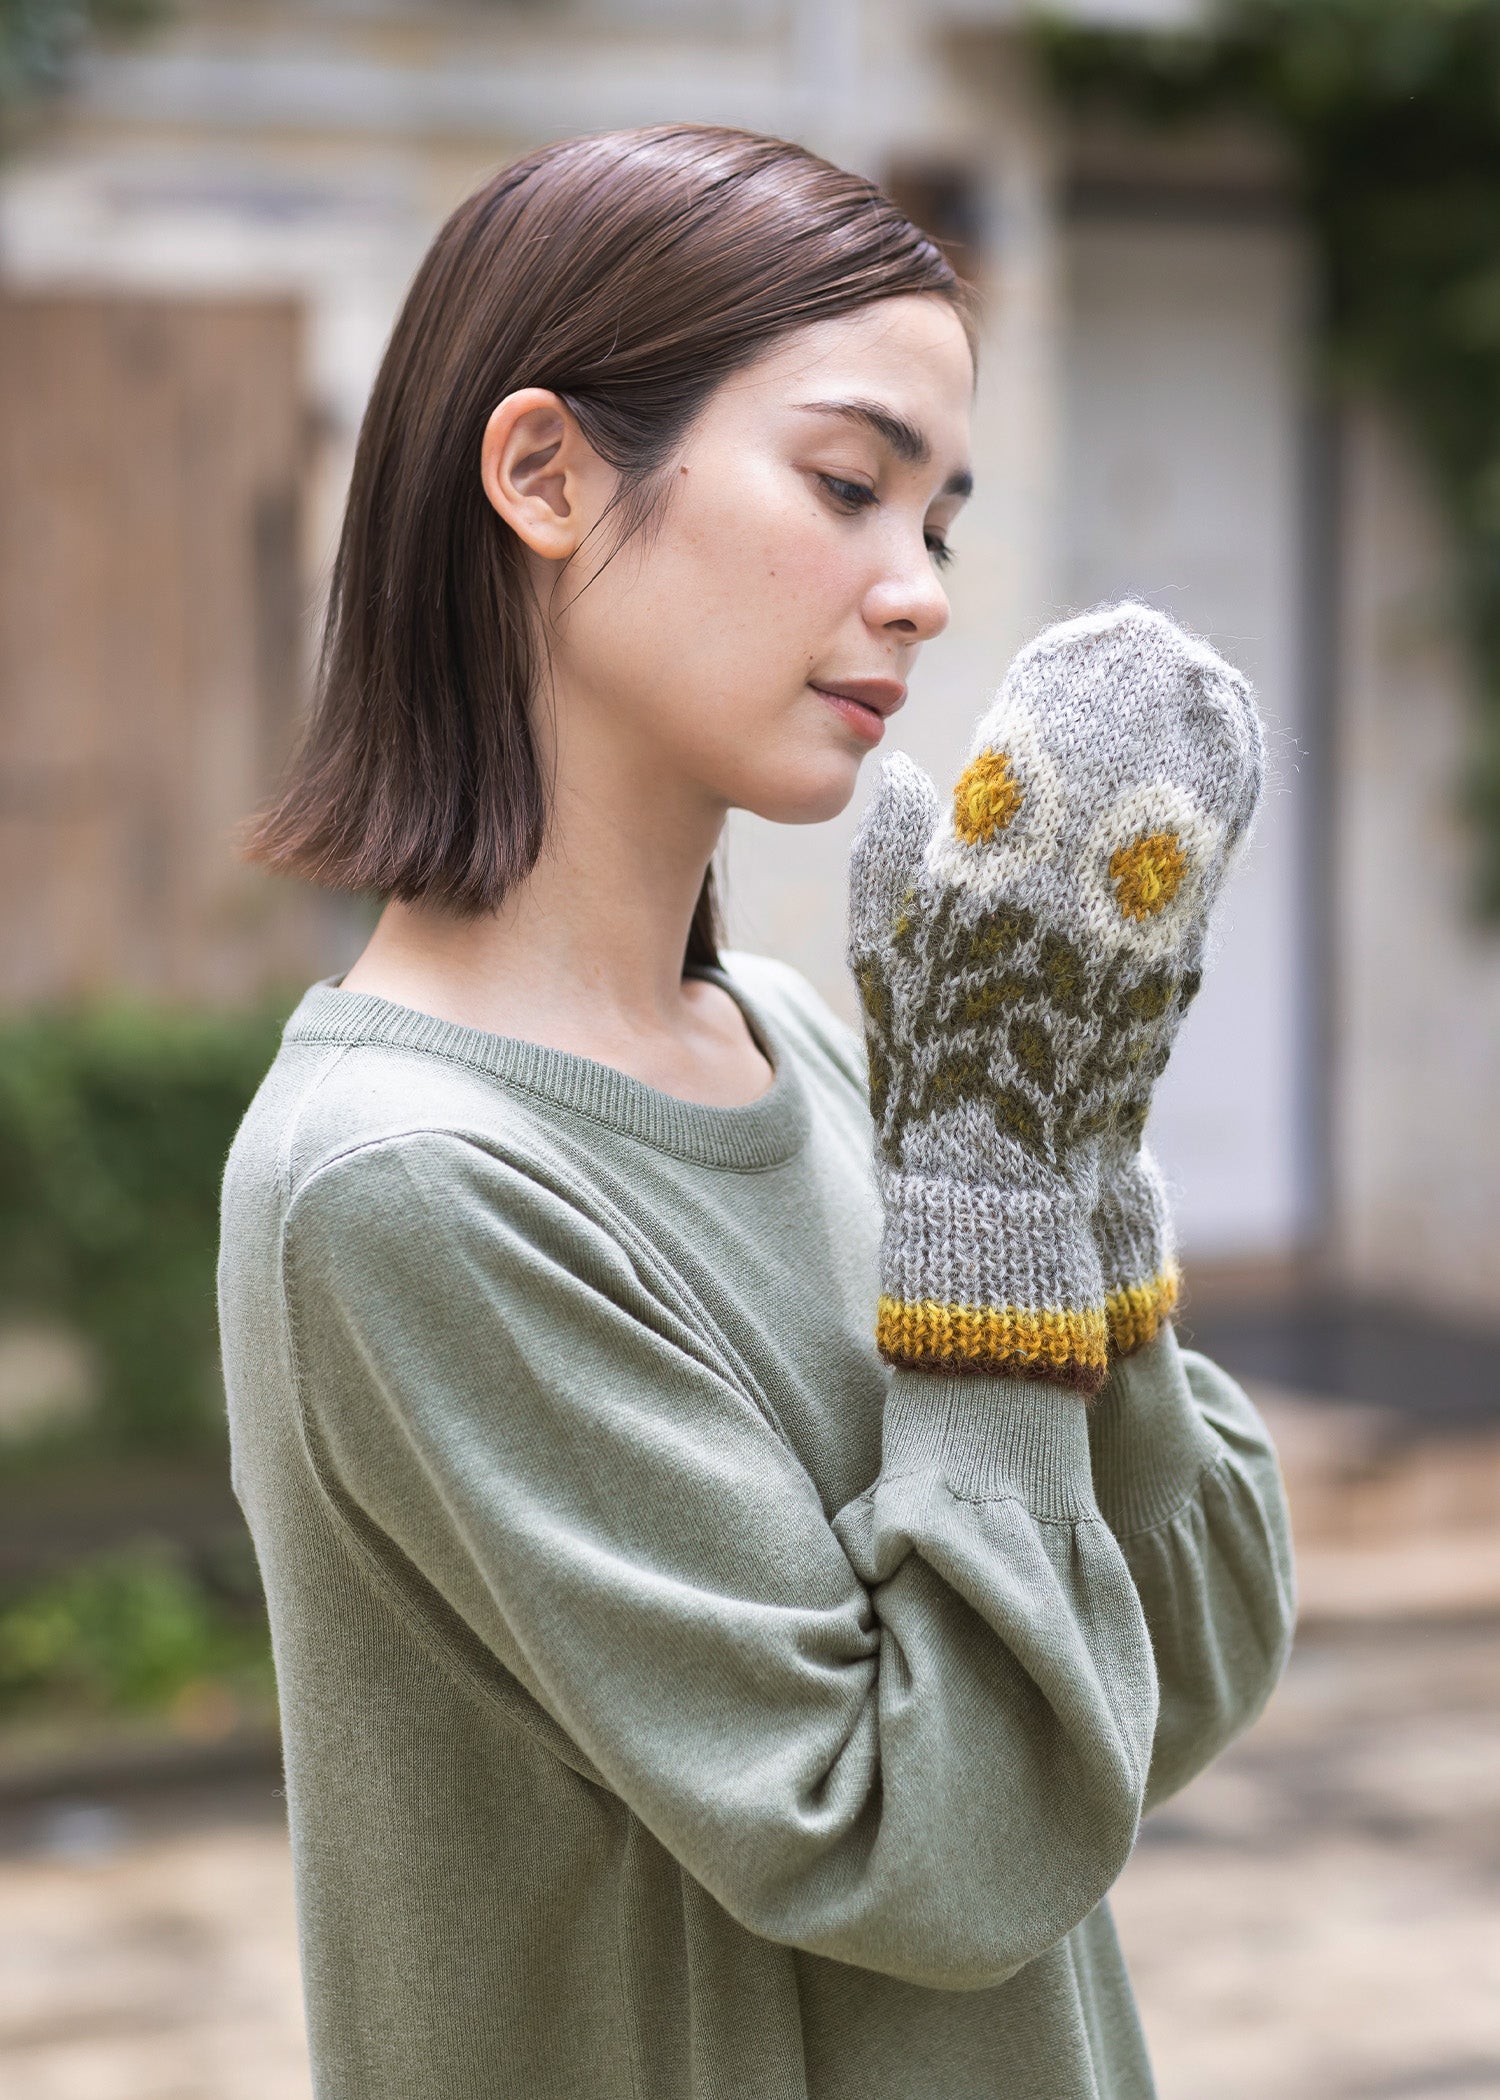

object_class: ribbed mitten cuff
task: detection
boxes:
[877,1174,1109,1392]
[1093,1153,1179,1360]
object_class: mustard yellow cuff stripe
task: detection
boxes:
[1104,1267,1180,1357]
[876,1295,1110,1393]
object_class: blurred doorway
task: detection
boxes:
[1060,209,1313,1264]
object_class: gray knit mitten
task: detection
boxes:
[848,602,1263,1393]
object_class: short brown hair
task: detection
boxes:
[247,124,974,966]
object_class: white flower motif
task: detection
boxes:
[922,697,1068,900]
[1076,779,1225,960]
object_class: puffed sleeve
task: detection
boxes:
[1087,1329,1297,1812]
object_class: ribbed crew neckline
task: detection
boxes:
[282,964,811,1171]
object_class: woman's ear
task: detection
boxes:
[480,388,604,561]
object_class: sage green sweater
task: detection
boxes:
[217,951,1296,2100]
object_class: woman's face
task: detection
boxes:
[529,294,975,828]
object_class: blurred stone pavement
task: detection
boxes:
[2,1374,1498,2100]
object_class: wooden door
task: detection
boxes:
[0,290,335,1006]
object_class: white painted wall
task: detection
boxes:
[1336,406,1500,1321]
[1058,216,1311,1259]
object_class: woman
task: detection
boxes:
[219,124,1295,2100]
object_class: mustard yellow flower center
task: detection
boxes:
[953,750,1024,845]
[1109,830,1188,920]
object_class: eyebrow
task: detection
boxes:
[793,397,974,498]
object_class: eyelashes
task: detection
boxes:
[816,474,955,570]
[819,473,877,511]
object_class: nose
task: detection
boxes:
[866,546,951,647]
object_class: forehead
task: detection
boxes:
[714,297,974,449]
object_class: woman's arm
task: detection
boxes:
[1088,1340,1297,1815]
[844,598,1295,1824]
[284,1130,1159,1995]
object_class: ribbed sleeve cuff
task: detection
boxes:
[1086,1326,1222,1535]
[881,1369,1096,1520]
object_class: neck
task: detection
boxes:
[342,723,725,1053]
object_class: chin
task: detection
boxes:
[736,750,866,828]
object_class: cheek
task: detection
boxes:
[631,469,855,676]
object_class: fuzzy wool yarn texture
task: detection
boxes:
[847,601,1265,1394]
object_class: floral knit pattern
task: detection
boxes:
[847,601,1265,1393]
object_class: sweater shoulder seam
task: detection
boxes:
[284,1033,804,1176]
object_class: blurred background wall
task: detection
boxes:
[3,0,1496,1328]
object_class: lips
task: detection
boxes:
[809,677,908,719]
[810,676,905,748]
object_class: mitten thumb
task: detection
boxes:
[847,752,940,955]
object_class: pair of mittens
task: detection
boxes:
[848,601,1264,1395]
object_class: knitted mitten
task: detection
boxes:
[848,601,1263,1394]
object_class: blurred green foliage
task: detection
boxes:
[0,1004,286,1456]
[1032,0,1500,912]
[0,0,168,119]
[0,1534,273,1721]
